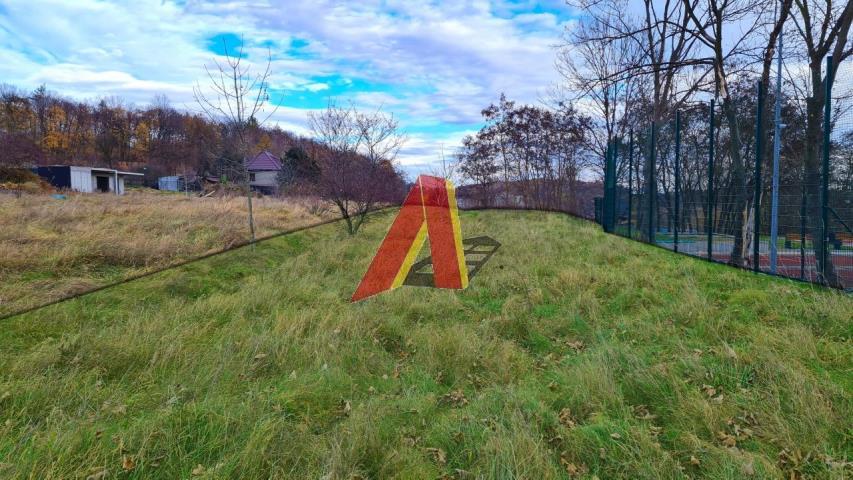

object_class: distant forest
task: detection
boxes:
[0,84,328,183]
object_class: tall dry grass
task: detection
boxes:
[0,190,333,316]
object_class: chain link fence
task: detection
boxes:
[603,56,852,291]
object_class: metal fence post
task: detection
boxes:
[674,111,681,253]
[603,141,611,232]
[800,187,806,279]
[648,123,657,244]
[603,139,618,233]
[613,138,619,232]
[707,100,715,260]
[628,131,634,239]
[820,55,833,282]
[754,81,764,272]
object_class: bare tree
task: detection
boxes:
[566,0,711,240]
[309,101,406,234]
[556,6,640,175]
[193,36,278,243]
[787,0,853,286]
[429,143,460,184]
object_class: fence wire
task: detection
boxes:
[605,56,852,291]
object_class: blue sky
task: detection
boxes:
[0,0,577,175]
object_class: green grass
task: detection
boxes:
[0,210,850,479]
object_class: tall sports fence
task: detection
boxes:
[601,56,852,291]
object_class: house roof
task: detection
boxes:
[47,165,143,176]
[246,151,283,171]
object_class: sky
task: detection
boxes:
[0,0,577,177]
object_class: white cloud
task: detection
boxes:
[0,0,574,172]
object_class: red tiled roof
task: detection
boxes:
[246,151,282,171]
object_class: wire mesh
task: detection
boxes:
[603,55,851,291]
[828,58,853,289]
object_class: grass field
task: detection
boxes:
[0,210,850,479]
[0,190,331,317]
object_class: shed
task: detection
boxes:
[33,166,143,195]
[158,174,199,192]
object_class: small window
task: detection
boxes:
[249,173,256,182]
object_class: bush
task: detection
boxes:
[0,167,40,184]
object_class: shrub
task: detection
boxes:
[0,166,40,184]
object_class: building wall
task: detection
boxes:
[70,167,94,193]
[33,167,71,188]
[250,170,279,188]
[159,176,180,191]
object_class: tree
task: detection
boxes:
[193,35,278,243]
[308,101,406,234]
[787,0,852,286]
[457,134,499,207]
[278,145,319,188]
[456,96,590,210]
[564,0,711,240]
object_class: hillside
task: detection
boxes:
[0,210,850,479]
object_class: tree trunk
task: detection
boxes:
[804,92,840,286]
[721,97,750,266]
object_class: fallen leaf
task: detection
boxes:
[425,447,447,466]
[717,431,737,448]
[610,432,622,440]
[122,456,135,472]
[559,453,588,477]
[86,469,108,480]
[558,408,577,428]
[702,385,717,397]
[632,404,656,420]
[439,390,468,407]
[192,464,205,476]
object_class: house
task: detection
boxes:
[33,166,144,195]
[246,151,283,194]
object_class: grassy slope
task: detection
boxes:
[0,210,850,479]
[0,191,330,317]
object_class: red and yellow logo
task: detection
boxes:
[352,175,468,302]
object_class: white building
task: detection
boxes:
[33,166,144,195]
